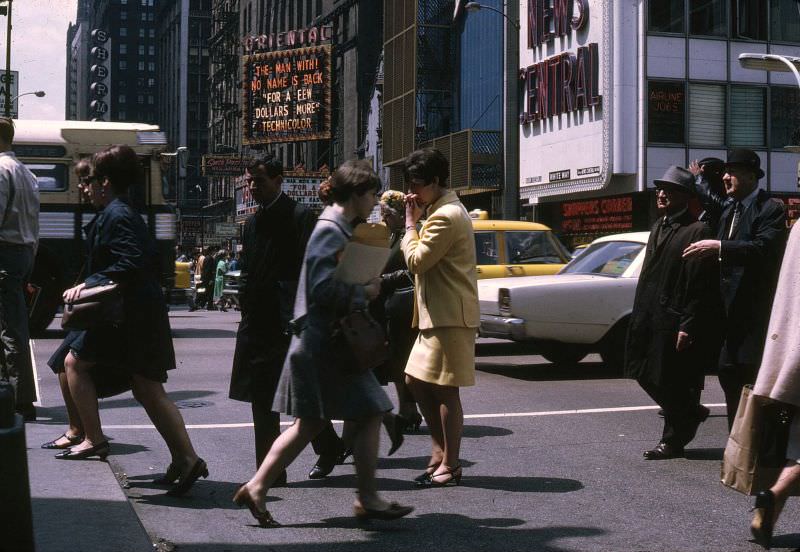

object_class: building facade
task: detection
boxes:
[65,0,93,120]
[518,0,800,246]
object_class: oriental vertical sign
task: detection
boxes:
[243,45,332,145]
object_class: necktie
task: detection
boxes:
[728,202,742,239]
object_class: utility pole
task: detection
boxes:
[2,0,11,117]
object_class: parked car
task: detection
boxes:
[221,270,241,310]
[470,211,572,279]
[478,232,649,369]
[571,244,590,258]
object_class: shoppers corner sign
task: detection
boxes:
[519,0,600,124]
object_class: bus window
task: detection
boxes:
[25,163,68,192]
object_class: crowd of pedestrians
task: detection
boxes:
[4,109,800,545]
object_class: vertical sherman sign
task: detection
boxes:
[243,45,332,145]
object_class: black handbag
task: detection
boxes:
[61,282,124,331]
[330,310,388,376]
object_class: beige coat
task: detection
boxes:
[402,190,479,330]
[753,221,800,407]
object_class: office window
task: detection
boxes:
[149,0,154,5]
[148,45,155,56]
[141,12,147,21]
[120,10,127,20]
[148,95,154,105]
[141,0,147,5]
[120,27,127,36]
[119,43,127,54]
[148,77,155,86]
[771,0,800,41]
[139,45,145,55]
[119,60,127,70]
[732,0,767,40]
[689,0,727,36]
[118,110,126,120]
[137,95,144,104]
[689,84,725,145]
[149,29,154,38]
[119,94,126,104]
[138,61,145,71]
[148,12,154,21]
[648,80,686,144]
[121,0,127,4]
[148,62,155,71]
[729,86,766,147]
[140,28,145,38]
[649,0,685,33]
[771,87,800,149]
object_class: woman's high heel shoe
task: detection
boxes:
[54,440,110,460]
[751,490,776,549]
[167,458,209,497]
[383,415,405,456]
[417,465,462,488]
[354,502,414,522]
[153,463,181,485]
[233,484,280,528]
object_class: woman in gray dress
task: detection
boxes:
[233,160,414,526]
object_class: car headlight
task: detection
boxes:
[499,288,511,316]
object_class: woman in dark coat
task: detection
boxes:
[54,145,206,497]
[233,160,414,526]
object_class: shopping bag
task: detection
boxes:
[721,385,796,495]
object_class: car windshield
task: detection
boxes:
[560,241,644,277]
[505,231,565,264]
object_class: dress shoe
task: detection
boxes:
[643,442,684,460]
[233,484,280,528]
[354,502,414,522]
[167,457,209,497]
[751,490,776,549]
[153,462,181,485]
[382,415,405,456]
[415,465,462,488]
[41,432,84,450]
[54,440,110,460]
[309,455,338,479]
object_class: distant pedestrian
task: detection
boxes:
[684,149,787,429]
[625,166,722,460]
[228,155,344,477]
[200,246,217,310]
[55,145,206,497]
[402,148,479,487]
[0,117,40,421]
[233,160,413,526]
[213,250,228,308]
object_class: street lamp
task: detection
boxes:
[10,90,45,103]
[464,2,520,220]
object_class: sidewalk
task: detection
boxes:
[25,422,153,552]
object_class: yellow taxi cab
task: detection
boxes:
[174,261,192,289]
[469,210,572,279]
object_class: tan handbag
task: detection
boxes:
[330,310,388,375]
[61,283,123,331]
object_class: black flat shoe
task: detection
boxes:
[54,440,110,460]
[383,416,405,456]
[416,465,462,488]
[643,442,684,460]
[309,455,337,479]
[153,463,181,485]
[167,458,209,497]
[751,490,776,549]
[413,462,440,485]
[354,502,414,522]
[41,432,84,450]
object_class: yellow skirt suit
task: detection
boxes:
[402,191,479,387]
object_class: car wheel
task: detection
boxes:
[599,319,629,373]
[537,341,588,366]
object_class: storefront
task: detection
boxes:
[518,1,800,242]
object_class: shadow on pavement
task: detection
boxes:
[376,456,476,470]
[768,532,800,550]
[462,424,513,438]
[106,442,151,456]
[171,328,237,339]
[177,515,604,552]
[97,389,216,410]
[684,447,725,461]
[476,361,621,382]
[127,479,283,510]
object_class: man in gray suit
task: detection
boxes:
[0,118,40,420]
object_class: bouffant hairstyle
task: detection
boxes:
[247,154,283,178]
[74,157,92,178]
[0,118,14,145]
[92,145,142,195]
[318,160,381,205]
[403,148,449,188]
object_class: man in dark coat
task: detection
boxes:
[626,166,722,460]
[684,149,787,429]
[229,156,344,478]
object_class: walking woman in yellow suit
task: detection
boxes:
[401,148,479,487]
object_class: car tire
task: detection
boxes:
[599,318,629,373]
[537,342,587,366]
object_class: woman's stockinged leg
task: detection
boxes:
[352,415,387,510]
[64,352,103,449]
[433,385,464,473]
[406,375,444,465]
[59,371,84,437]
[131,374,198,468]
[770,462,800,523]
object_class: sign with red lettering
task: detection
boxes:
[540,193,653,245]
[202,155,254,177]
[243,45,332,145]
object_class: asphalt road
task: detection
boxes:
[28,309,800,552]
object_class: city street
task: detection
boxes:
[25,309,800,552]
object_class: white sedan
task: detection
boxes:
[478,232,649,368]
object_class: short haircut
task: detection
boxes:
[247,154,283,178]
[74,157,92,177]
[321,159,381,205]
[92,144,142,195]
[0,118,14,144]
[403,148,449,187]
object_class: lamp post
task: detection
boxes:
[10,90,45,103]
[2,0,12,118]
[465,2,520,220]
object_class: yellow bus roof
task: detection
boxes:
[472,219,553,231]
[12,119,162,146]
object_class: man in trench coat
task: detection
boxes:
[625,166,722,460]
[229,156,344,478]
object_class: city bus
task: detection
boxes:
[12,120,177,333]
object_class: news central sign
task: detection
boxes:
[242,45,332,145]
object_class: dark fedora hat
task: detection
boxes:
[726,148,764,179]
[653,165,695,195]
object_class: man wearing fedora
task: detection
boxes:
[684,149,787,429]
[626,166,722,459]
